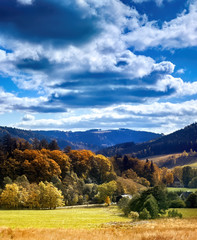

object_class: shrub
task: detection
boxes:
[118,197,131,216]
[167,191,179,201]
[128,211,139,220]
[185,193,197,208]
[168,209,182,218]
[139,208,151,220]
[169,199,186,208]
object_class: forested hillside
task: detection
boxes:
[99,123,197,158]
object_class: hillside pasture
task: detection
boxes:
[141,153,181,164]
[183,162,197,168]
[142,152,197,169]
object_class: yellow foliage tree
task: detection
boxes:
[105,196,111,206]
[0,183,28,209]
[38,182,64,209]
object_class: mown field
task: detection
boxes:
[141,153,181,164]
[184,162,197,168]
[0,206,130,229]
[0,207,197,240]
[167,187,197,192]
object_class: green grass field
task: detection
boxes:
[0,206,129,229]
[167,187,197,192]
[0,205,196,230]
[174,208,197,218]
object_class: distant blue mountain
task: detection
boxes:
[0,126,161,151]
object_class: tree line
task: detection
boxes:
[0,134,196,209]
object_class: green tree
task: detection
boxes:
[143,194,159,219]
[182,166,193,187]
[188,176,197,188]
[125,186,168,218]
[3,176,12,187]
[48,140,60,151]
[97,181,117,203]
[185,193,197,208]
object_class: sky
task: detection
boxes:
[0,0,197,134]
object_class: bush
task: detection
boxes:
[118,197,131,216]
[169,199,186,208]
[139,208,151,220]
[185,193,197,208]
[168,209,182,218]
[167,192,179,201]
[128,211,139,220]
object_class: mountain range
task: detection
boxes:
[0,126,161,151]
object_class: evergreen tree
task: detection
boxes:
[48,140,60,151]
[182,166,193,187]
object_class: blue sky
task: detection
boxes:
[0,0,197,134]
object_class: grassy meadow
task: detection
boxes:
[0,206,130,229]
[173,208,197,218]
[0,206,197,239]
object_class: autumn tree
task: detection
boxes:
[0,183,28,209]
[38,181,64,209]
[41,149,71,179]
[105,196,111,206]
[26,183,41,209]
[116,177,137,196]
[89,154,115,183]
[68,150,95,178]
[161,168,174,186]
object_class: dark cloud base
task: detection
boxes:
[0,0,99,46]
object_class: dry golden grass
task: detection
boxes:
[141,153,181,164]
[1,218,197,240]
